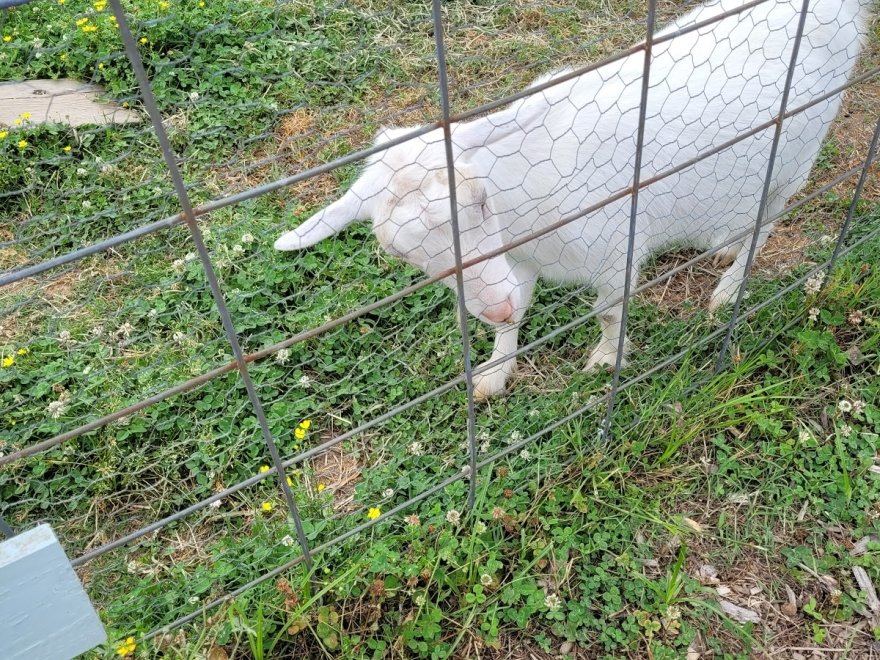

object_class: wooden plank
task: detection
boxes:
[1,79,141,127]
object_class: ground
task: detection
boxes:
[0,0,879,658]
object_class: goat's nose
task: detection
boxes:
[482,299,514,324]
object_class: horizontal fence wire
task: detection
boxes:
[139,207,880,641]
[0,0,785,289]
[4,138,877,472]
[2,0,879,650]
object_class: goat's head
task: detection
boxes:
[275,124,530,326]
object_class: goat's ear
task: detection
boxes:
[274,191,363,251]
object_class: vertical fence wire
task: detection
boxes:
[715,0,812,372]
[827,116,880,273]
[0,515,15,539]
[108,0,314,570]
[601,0,657,441]
[431,0,480,508]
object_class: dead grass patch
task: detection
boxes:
[308,444,362,513]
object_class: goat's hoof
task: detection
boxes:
[708,287,735,314]
[585,351,628,372]
[473,370,508,401]
[711,248,739,269]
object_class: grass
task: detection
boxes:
[1,0,880,658]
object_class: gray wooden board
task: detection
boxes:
[0,524,107,660]
[1,79,141,127]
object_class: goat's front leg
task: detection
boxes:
[585,305,631,371]
[473,322,520,401]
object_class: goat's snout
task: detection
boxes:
[482,298,515,325]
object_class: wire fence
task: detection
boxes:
[1,0,879,652]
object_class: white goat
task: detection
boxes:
[276,0,871,399]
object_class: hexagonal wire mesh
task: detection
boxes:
[1,0,878,649]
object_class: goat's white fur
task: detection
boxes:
[276,0,871,399]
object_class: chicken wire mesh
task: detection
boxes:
[1,0,879,652]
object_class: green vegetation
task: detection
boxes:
[1,0,878,657]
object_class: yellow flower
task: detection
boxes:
[16,348,28,356]
[3,36,11,43]
[367,507,381,520]
[286,476,293,487]
[259,465,270,474]
[57,0,66,4]
[63,145,72,153]
[139,37,148,45]
[316,483,325,493]
[17,140,27,149]
[1,356,14,368]
[159,1,169,9]
[75,17,89,26]
[198,0,205,6]
[98,62,105,69]
[60,53,67,60]
[21,112,31,119]
[261,501,273,512]
[0,131,7,140]
[294,427,305,440]
[82,25,98,33]
[299,419,311,430]
[94,0,107,9]
[115,637,136,657]
[14,118,22,125]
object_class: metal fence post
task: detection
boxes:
[601,0,657,442]
[108,0,314,569]
[827,116,880,273]
[715,0,812,372]
[431,0,480,508]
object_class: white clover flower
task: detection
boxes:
[519,449,531,460]
[81,200,92,209]
[209,499,222,509]
[798,430,810,443]
[281,535,295,547]
[116,322,134,339]
[232,244,244,255]
[477,430,490,442]
[76,167,88,176]
[382,488,394,499]
[415,594,426,606]
[408,441,424,456]
[47,400,67,419]
[189,91,200,102]
[804,271,826,295]
[184,252,197,263]
[480,574,493,586]
[479,440,490,454]
[58,330,73,344]
[544,593,562,611]
[808,307,820,322]
[298,374,311,387]
[172,259,185,273]
[852,400,866,415]
[508,430,522,444]
[172,331,186,345]
[529,409,539,417]
[848,310,864,326]
[241,233,254,244]
[474,521,487,534]
[840,424,852,438]
[147,309,158,320]
[101,164,115,175]
[188,596,200,604]
[446,509,461,526]
[838,400,853,414]
[275,348,290,365]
